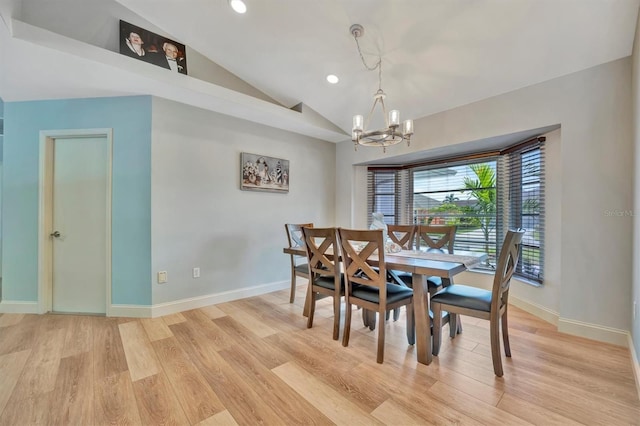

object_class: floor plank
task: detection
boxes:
[119,321,161,381]
[61,315,94,358]
[94,371,142,425]
[0,314,24,328]
[140,317,174,341]
[273,361,384,425]
[132,372,190,425]
[0,350,31,415]
[497,393,584,425]
[8,326,66,401]
[152,336,224,424]
[47,351,94,425]
[218,344,333,425]
[217,301,279,338]
[93,318,128,380]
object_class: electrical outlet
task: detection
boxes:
[158,271,168,284]
[193,267,200,278]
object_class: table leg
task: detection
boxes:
[412,273,432,365]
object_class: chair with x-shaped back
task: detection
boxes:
[417,224,457,294]
[338,228,415,363]
[387,224,418,250]
[432,229,525,376]
[301,226,344,340]
[284,223,313,304]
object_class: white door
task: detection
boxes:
[51,136,108,314]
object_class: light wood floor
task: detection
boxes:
[1,285,639,425]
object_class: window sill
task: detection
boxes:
[467,267,543,287]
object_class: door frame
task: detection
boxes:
[38,129,113,315]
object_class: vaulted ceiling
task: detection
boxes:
[1,0,639,143]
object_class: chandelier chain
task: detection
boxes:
[353,35,383,91]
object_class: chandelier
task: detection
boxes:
[350,24,413,152]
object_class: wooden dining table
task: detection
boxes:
[283,246,486,365]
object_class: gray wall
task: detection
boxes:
[337,57,634,339]
[151,98,336,305]
[632,8,640,363]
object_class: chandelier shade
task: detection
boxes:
[350,24,413,152]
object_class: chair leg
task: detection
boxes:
[502,310,511,357]
[406,302,415,345]
[342,302,353,347]
[362,308,369,327]
[490,315,504,377]
[368,310,377,331]
[306,292,315,329]
[289,271,296,303]
[393,307,401,321]
[302,279,311,317]
[376,308,386,363]
[385,310,391,321]
[449,312,457,338]
[332,295,341,341]
[432,303,443,355]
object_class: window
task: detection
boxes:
[500,144,545,282]
[367,170,398,225]
[367,137,545,283]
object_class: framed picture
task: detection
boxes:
[119,20,188,75]
[241,153,289,193]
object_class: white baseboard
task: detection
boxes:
[629,334,640,403]
[510,296,630,348]
[510,295,559,326]
[0,300,40,314]
[557,317,629,347]
[109,304,153,318]
[150,280,290,318]
[1,281,290,318]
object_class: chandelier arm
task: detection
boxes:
[379,97,389,127]
[364,96,381,130]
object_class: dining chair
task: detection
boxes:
[385,224,417,322]
[338,228,415,363]
[387,224,417,250]
[417,224,456,252]
[284,223,313,304]
[431,228,525,377]
[301,226,344,340]
[417,224,457,294]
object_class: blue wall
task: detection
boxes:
[2,96,152,305]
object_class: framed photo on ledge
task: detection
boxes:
[119,20,188,75]
[240,152,289,193]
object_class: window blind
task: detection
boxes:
[366,168,411,227]
[367,136,546,283]
[498,141,545,282]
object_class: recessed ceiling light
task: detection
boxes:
[326,74,339,84]
[229,0,247,14]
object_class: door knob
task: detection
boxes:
[50,231,61,238]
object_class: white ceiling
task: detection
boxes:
[1,0,639,143]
